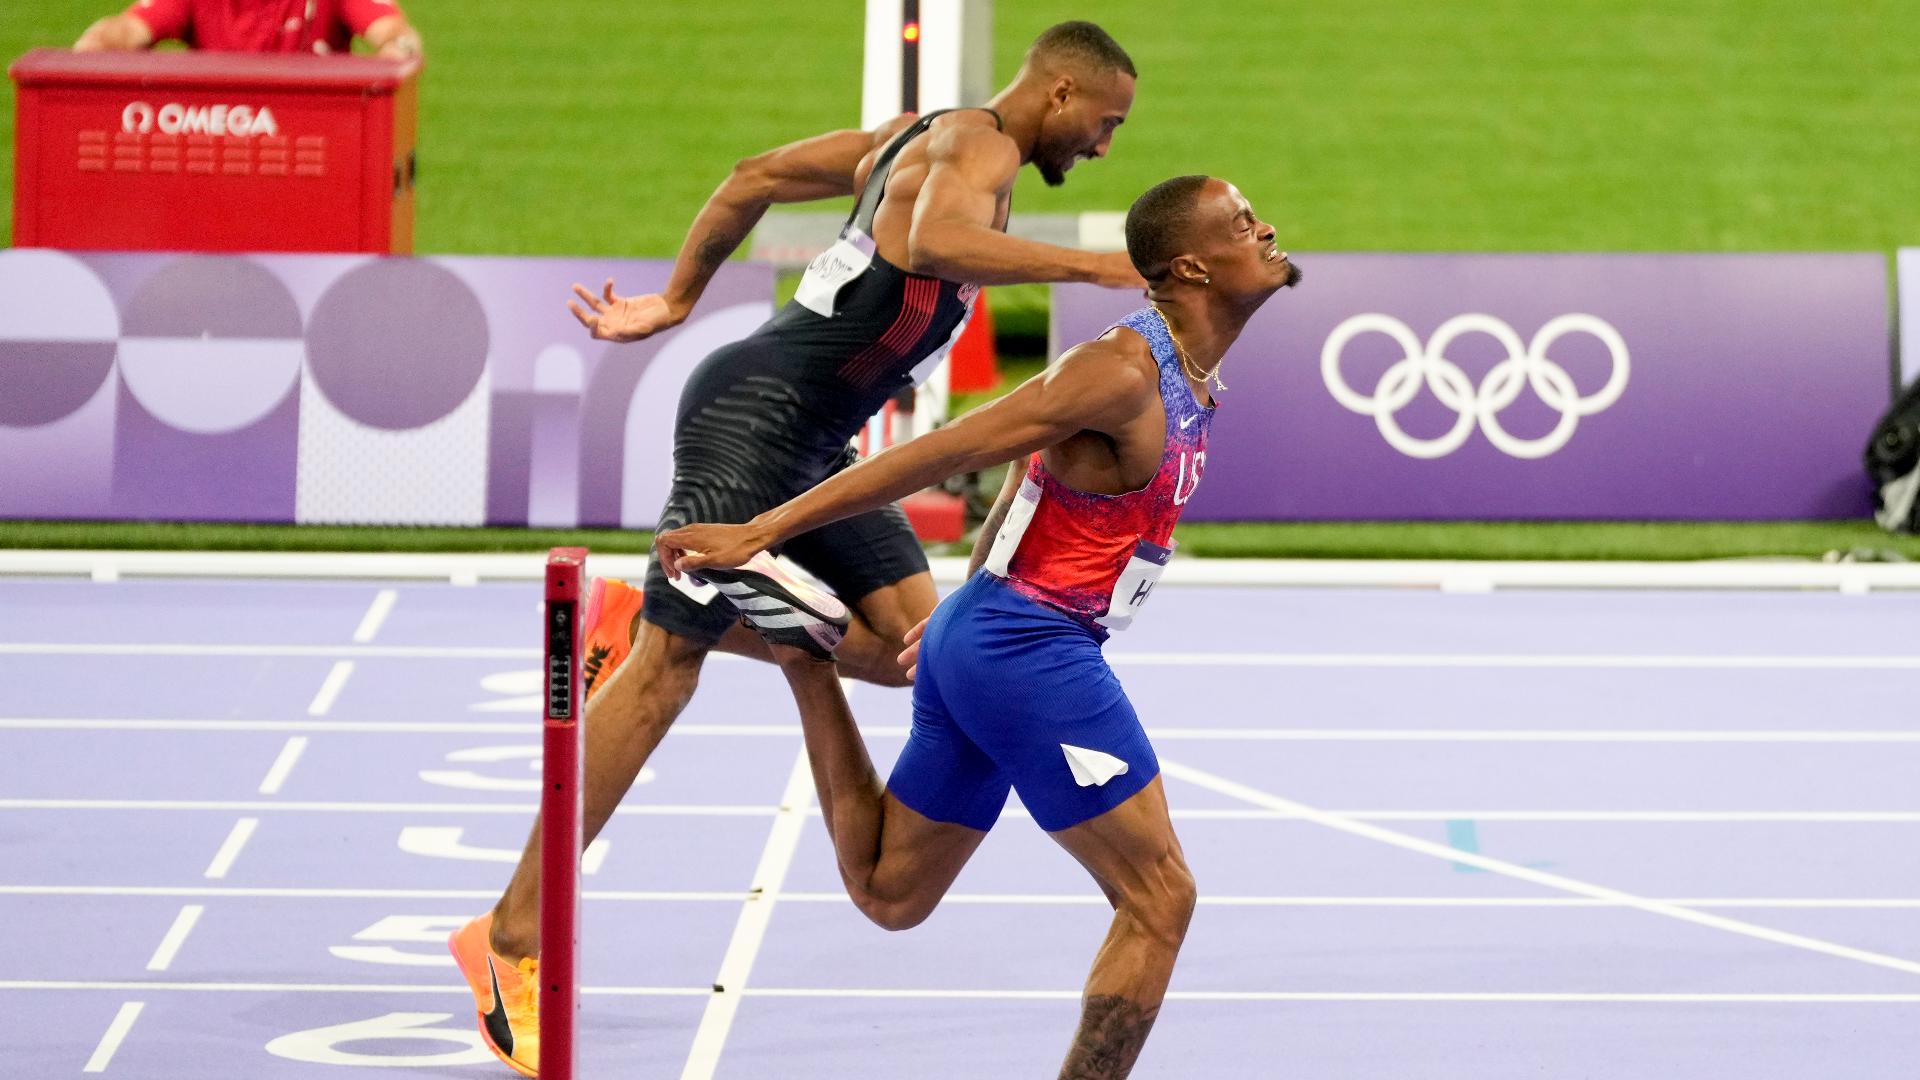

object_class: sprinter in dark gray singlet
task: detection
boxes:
[451,23,1148,1077]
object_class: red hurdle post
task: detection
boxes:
[541,547,587,1080]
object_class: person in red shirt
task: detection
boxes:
[74,0,422,60]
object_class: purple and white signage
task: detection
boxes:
[0,249,772,527]
[1055,254,1891,520]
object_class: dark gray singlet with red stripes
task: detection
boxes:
[667,110,997,514]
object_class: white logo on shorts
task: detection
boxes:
[1061,744,1129,787]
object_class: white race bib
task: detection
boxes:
[1094,538,1174,632]
[983,473,1041,577]
[794,228,876,317]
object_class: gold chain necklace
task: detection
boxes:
[1154,305,1227,392]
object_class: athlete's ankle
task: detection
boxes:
[487,906,539,965]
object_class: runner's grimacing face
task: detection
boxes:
[1036,72,1135,187]
[1189,182,1301,296]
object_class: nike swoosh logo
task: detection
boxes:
[483,956,515,1054]
[1180,414,1199,429]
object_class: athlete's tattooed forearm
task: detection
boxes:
[690,230,741,281]
[1057,995,1161,1080]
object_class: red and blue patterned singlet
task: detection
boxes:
[983,307,1213,636]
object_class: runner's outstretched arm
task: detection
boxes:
[570,116,916,342]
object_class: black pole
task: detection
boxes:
[900,0,920,113]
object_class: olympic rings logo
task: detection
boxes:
[1320,313,1630,460]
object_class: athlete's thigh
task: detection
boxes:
[833,569,938,686]
[849,570,938,642]
[955,628,1160,835]
[870,788,993,902]
[650,340,844,646]
[886,656,1013,835]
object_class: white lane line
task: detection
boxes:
[145,905,205,972]
[305,662,354,717]
[8,884,1920,909]
[1107,653,1920,670]
[203,818,258,879]
[11,716,1920,743]
[0,643,533,659]
[0,799,776,815]
[1138,729,1920,744]
[352,589,398,643]
[9,981,1918,1004]
[82,1001,144,1072]
[5,798,1918,823]
[1161,759,1920,977]
[680,748,814,1080]
[5,642,1920,668]
[746,989,1920,1004]
[256,736,310,795]
[4,980,694,995]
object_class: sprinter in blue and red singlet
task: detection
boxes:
[660,175,1302,1080]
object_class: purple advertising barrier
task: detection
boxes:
[0,249,772,527]
[1054,255,1890,520]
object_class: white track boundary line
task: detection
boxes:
[6,550,1920,592]
[680,749,814,1080]
[7,642,1920,669]
[13,716,1920,743]
[145,905,204,972]
[82,1001,144,1072]
[1161,759,1920,978]
[7,981,1917,1004]
[9,884,1920,909]
[352,589,398,643]
[6,797,1918,823]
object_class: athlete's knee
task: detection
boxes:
[1121,853,1197,950]
[852,885,939,932]
[602,623,708,706]
[843,866,945,931]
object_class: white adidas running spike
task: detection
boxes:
[692,552,850,660]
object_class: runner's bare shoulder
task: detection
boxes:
[922,113,1019,177]
[1060,328,1159,398]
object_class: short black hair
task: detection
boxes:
[1027,21,1136,79]
[1125,175,1213,282]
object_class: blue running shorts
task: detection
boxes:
[887,571,1159,833]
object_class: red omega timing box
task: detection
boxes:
[10,47,419,253]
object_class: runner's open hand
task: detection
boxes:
[896,616,929,682]
[656,522,773,579]
[569,279,687,343]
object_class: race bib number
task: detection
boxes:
[1094,538,1174,632]
[794,228,876,316]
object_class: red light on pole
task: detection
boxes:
[903,22,921,42]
